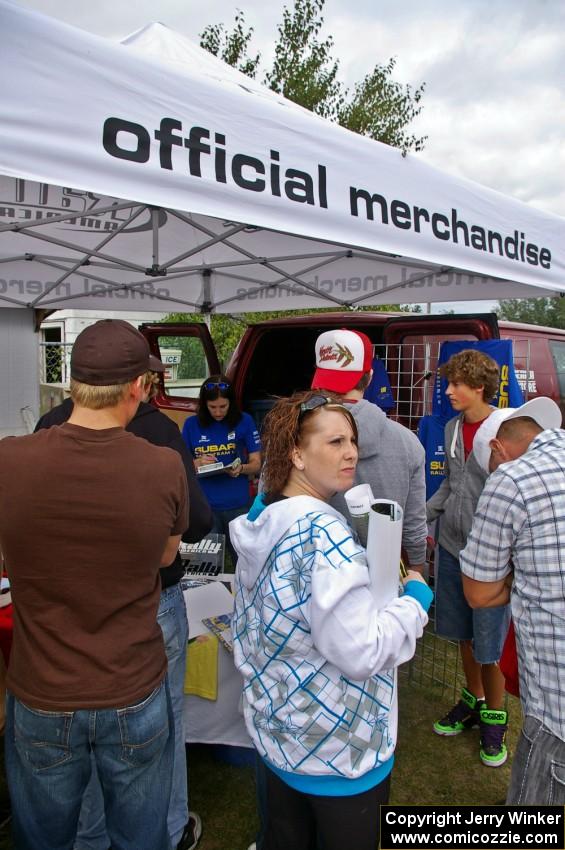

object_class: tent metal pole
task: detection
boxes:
[151,207,160,269]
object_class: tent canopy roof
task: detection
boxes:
[0,1,563,314]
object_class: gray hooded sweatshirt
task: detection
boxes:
[330,400,427,566]
[426,412,489,558]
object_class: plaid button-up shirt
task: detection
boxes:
[461,429,565,742]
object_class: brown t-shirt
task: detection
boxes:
[0,423,188,711]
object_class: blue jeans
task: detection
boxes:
[76,583,189,850]
[435,545,510,663]
[5,679,173,850]
[507,715,565,804]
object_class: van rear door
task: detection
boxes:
[140,322,221,430]
[381,313,500,430]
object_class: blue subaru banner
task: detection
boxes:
[433,339,524,418]
[418,414,448,498]
[420,339,524,498]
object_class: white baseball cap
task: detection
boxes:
[473,397,563,473]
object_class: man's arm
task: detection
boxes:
[425,476,450,522]
[462,573,511,609]
[460,470,521,606]
[401,446,428,573]
[161,534,182,566]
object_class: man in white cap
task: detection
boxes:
[460,396,564,804]
[311,328,427,574]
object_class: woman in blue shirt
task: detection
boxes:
[182,375,262,566]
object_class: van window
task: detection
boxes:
[157,334,208,399]
[549,340,565,401]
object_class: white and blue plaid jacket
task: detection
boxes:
[231,496,430,782]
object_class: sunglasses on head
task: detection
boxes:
[205,381,230,391]
[299,395,333,416]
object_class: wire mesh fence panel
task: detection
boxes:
[377,339,464,698]
[382,340,441,430]
[398,584,466,701]
[388,338,529,701]
[40,342,72,384]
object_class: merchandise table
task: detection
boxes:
[182,578,252,749]
[183,642,251,748]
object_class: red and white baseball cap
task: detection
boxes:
[311,329,373,394]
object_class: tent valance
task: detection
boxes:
[0,2,563,313]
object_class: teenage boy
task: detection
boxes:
[426,349,510,767]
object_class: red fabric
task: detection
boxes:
[499,618,520,697]
[462,416,489,459]
[0,604,13,666]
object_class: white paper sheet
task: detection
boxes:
[366,500,403,609]
[183,580,234,638]
[344,485,403,610]
[344,482,374,547]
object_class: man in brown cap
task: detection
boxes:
[0,319,188,850]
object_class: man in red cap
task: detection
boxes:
[0,319,188,850]
[312,328,427,574]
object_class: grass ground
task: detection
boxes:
[0,677,520,850]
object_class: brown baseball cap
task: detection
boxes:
[70,319,165,386]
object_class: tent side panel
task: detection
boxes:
[0,309,39,437]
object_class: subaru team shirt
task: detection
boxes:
[182,412,261,511]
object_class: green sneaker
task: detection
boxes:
[433,688,484,736]
[479,705,508,767]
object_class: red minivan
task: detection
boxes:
[141,311,565,431]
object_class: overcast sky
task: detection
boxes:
[13,0,565,312]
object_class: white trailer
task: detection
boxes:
[0,309,40,437]
[39,309,167,417]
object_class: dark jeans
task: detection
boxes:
[261,762,391,850]
[211,504,250,567]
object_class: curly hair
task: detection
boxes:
[261,390,358,499]
[142,370,161,400]
[440,349,500,402]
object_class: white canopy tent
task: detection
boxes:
[1,0,564,317]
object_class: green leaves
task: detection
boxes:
[497,297,565,329]
[200,9,261,78]
[200,0,426,154]
[338,59,426,154]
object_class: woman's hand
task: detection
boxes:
[226,458,243,477]
[402,570,429,587]
[194,454,218,469]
